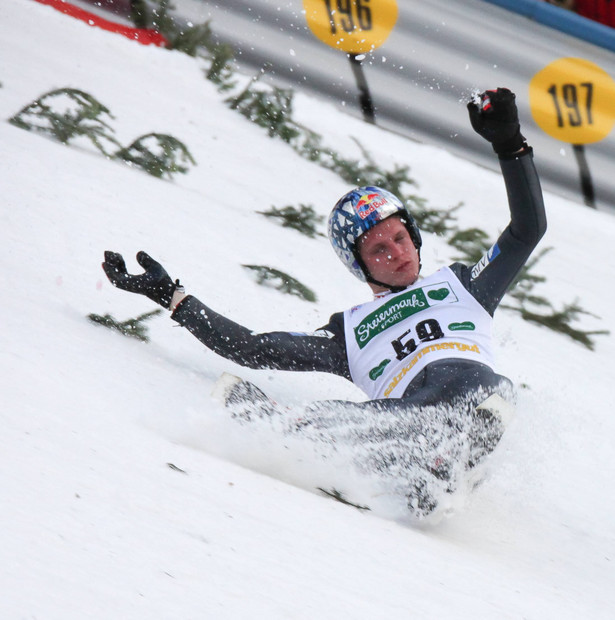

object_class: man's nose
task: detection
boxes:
[386,243,403,259]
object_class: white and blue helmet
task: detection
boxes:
[328,186,422,282]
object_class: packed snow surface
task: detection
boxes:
[2,1,614,618]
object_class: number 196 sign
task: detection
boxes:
[303,0,398,54]
[530,57,615,144]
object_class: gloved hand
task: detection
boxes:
[102,250,178,309]
[467,88,526,155]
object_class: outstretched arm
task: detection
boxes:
[171,295,350,378]
[101,251,351,379]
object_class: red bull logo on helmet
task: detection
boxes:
[355,192,387,220]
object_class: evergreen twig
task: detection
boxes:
[317,487,371,511]
[88,309,163,342]
[115,133,196,179]
[257,204,325,238]
[501,300,609,350]
[242,265,317,302]
[129,0,236,89]
[9,87,121,156]
[226,77,300,142]
[10,89,196,179]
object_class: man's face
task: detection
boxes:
[358,216,420,293]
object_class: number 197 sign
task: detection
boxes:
[303,0,398,54]
[530,57,615,144]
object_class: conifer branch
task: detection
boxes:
[88,309,163,342]
[242,265,317,303]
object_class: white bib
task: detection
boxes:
[343,266,495,399]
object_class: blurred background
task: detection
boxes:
[73,0,615,213]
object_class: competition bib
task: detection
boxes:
[343,267,495,399]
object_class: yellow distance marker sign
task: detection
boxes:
[530,58,615,144]
[303,0,398,54]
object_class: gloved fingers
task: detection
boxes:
[483,89,516,119]
[136,250,158,272]
[467,87,524,155]
[489,87,514,102]
[102,251,149,293]
[102,250,130,286]
[103,250,127,274]
[101,249,175,306]
[468,88,514,112]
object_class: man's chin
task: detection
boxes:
[382,277,418,291]
[392,271,419,288]
[368,268,419,292]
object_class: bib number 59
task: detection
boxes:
[391,318,444,361]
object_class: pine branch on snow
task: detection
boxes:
[10,89,196,179]
[88,309,163,342]
[115,133,196,179]
[257,204,325,238]
[242,265,317,303]
[9,87,121,156]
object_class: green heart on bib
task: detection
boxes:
[428,288,450,301]
[369,359,391,381]
[448,321,475,331]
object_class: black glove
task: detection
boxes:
[102,250,178,309]
[467,88,526,156]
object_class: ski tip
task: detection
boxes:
[476,393,515,428]
[211,372,243,403]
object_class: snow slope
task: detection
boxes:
[1,1,614,617]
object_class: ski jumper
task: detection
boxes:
[171,151,546,414]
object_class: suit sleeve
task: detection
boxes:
[451,148,547,315]
[171,295,351,380]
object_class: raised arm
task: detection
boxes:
[452,89,547,314]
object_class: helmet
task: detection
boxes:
[327,186,422,283]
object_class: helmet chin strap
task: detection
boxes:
[365,271,421,294]
[367,276,407,293]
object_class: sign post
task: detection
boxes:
[303,0,398,124]
[529,57,615,208]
